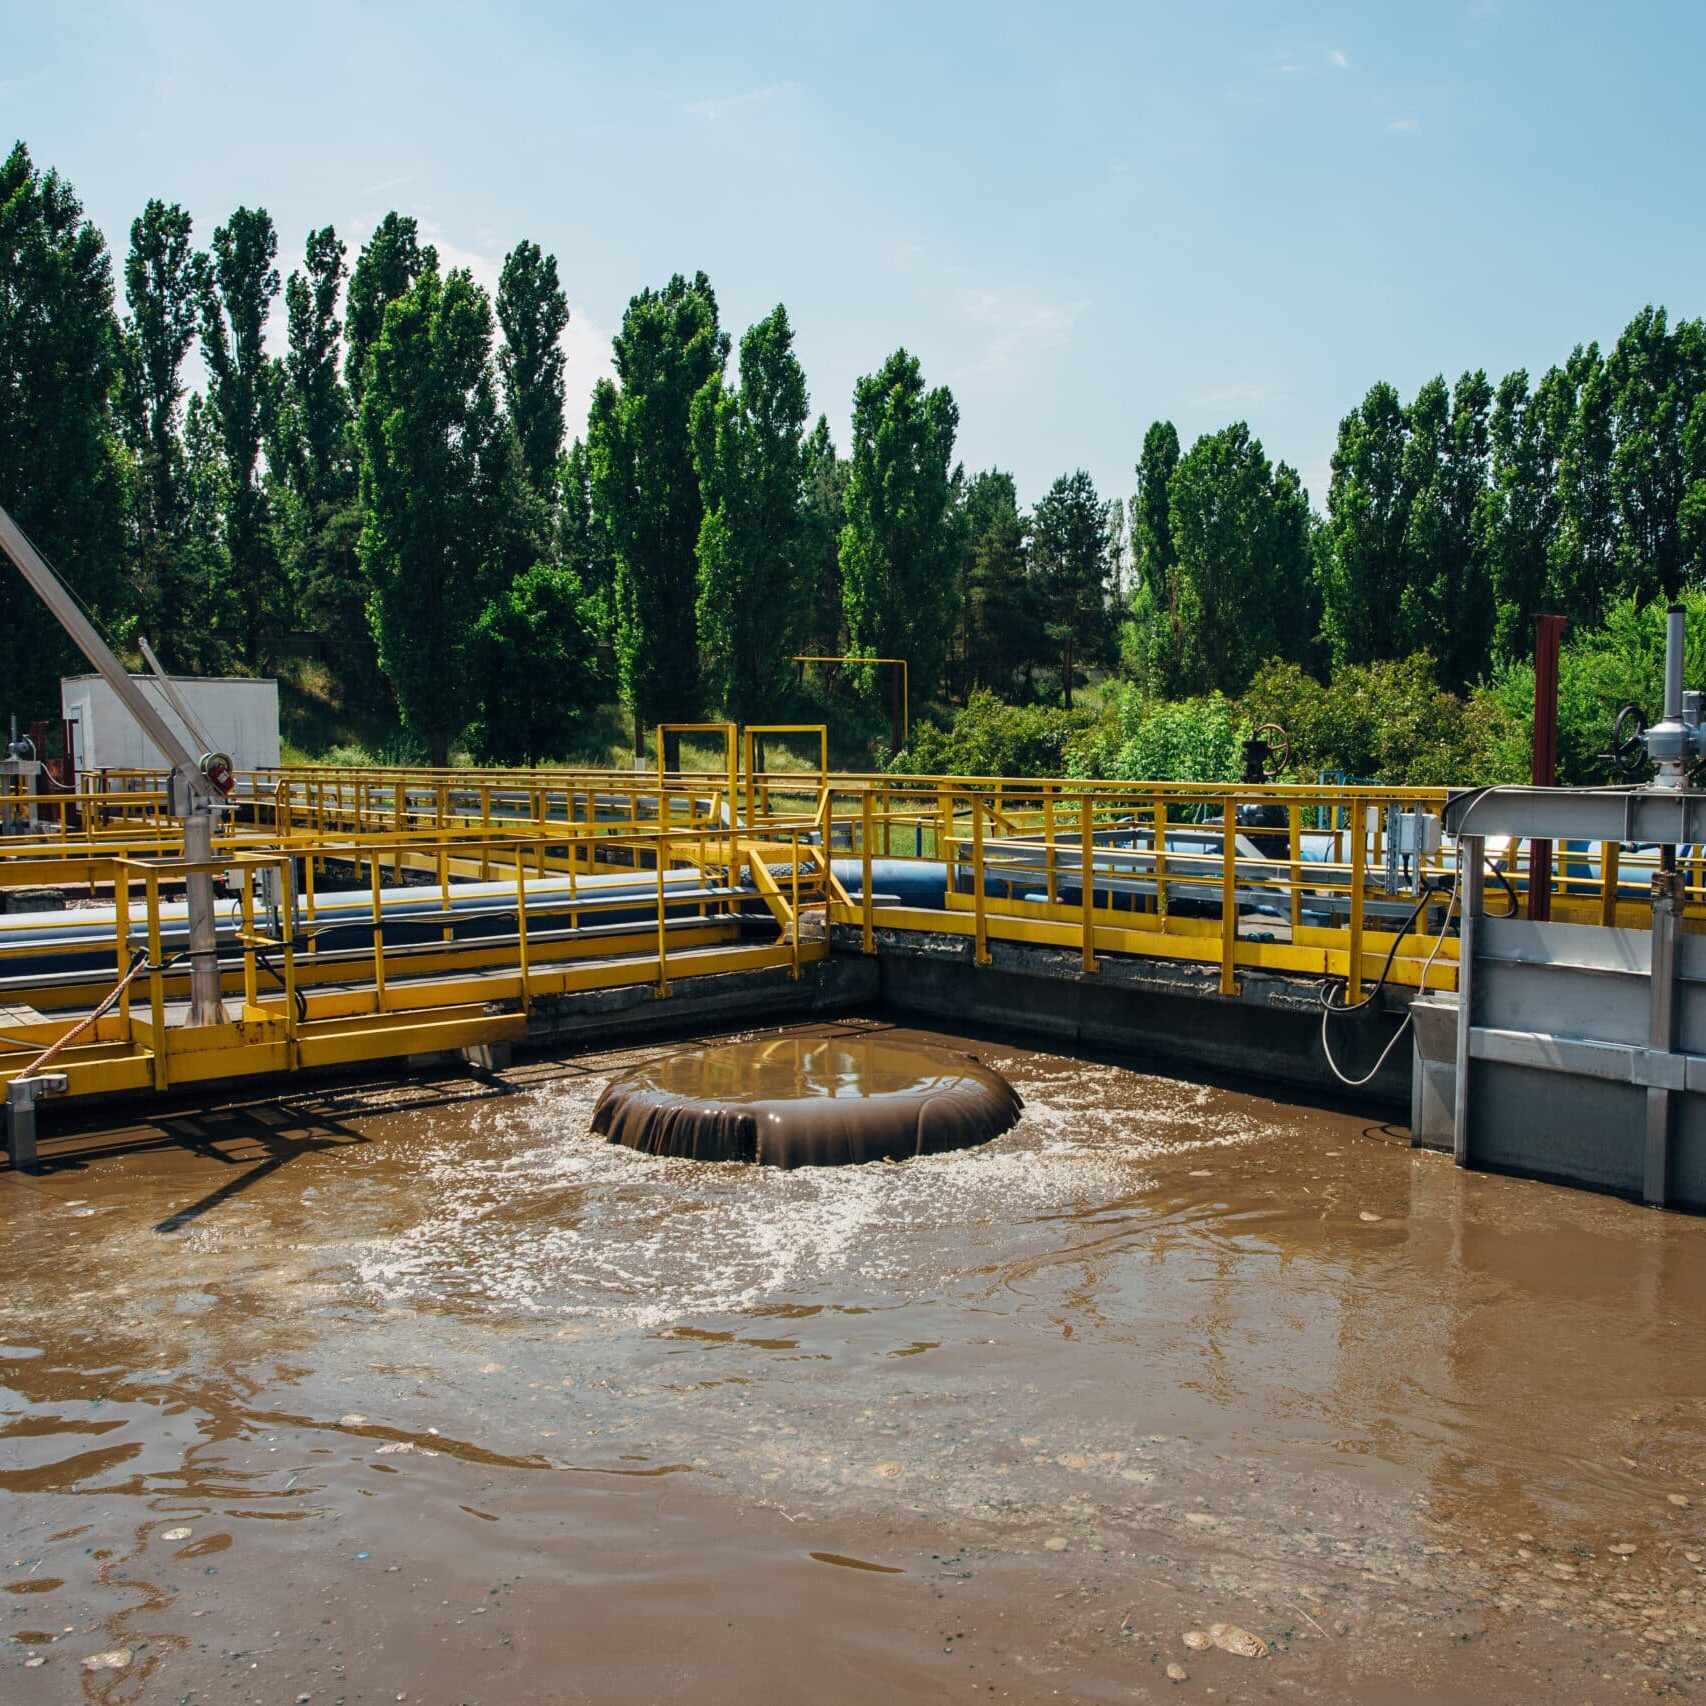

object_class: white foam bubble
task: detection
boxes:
[352,1047,1267,1330]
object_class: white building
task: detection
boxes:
[60,674,280,776]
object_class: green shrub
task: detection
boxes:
[1240,652,1514,786]
[1070,688,1244,782]
[889,689,1092,776]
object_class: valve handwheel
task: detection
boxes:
[1252,722,1291,779]
[1607,705,1648,778]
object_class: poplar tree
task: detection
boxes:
[840,348,960,699]
[1269,461,1317,670]
[269,227,368,677]
[956,469,1038,695]
[692,304,811,724]
[181,390,230,624]
[1400,370,1493,690]
[1169,423,1312,695]
[0,142,125,712]
[199,205,281,665]
[1608,306,1706,601]
[1553,345,1618,630]
[357,265,507,765]
[119,199,203,659]
[1031,469,1112,707]
[1315,382,1411,670]
[587,271,727,758]
[1684,381,1706,586]
[1129,420,1186,694]
[557,436,613,630]
[1132,420,1181,601]
[345,213,435,406]
[800,415,848,656]
[496,240,568,501]
[1482,368,1562,660]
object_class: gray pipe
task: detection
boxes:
[180,806,228,1026]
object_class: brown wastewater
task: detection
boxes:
[3,1017,1705,1704]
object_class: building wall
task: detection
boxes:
[60,676,281,774]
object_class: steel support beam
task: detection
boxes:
[1452,836,1483,1167]
[1445,785,1706,846]
[1646,873,1684,1207]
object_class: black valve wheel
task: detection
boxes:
[1607,704,1649,778]
[1251,722,1291,780]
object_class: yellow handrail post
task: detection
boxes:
[972,794,989,966]
[1153,793,1169,925]
[1348,802,1367,1003]
[1080,795,1097,974]
[437,843,451,943]
[861,788,875,954]
[1288,799,1303,935]
[240,865,258,1012]
[304,836,318,947]
[515,851,531,1013]
[370,849,387,1014]
[114,868,132,1033]
[1220,798,1239,996]
[790,830,802,980]
[655,834,670,996]
[145,867,166,1089]
[1600,840,1621,928]
[1043,789,1056,905]
[282,856,300,1053]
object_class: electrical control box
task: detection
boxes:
[1392,811,1443,856]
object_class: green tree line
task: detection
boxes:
[4,139,1705,780]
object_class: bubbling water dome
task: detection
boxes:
[591,1035,1022,1168]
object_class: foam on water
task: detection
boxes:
[354,1049,1267,1329]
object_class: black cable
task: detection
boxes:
[1484,854,1520,917]
[1318,884,1439,1015]
[254,946,308,1022]
[1320,842,1514,1021]
[1441,784,1533,918]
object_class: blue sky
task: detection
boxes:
[7,1,1703,512]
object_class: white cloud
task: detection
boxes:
[682,81,795,121]
[421,223,503,297]
[1328,48,1351,68]
[958,288,1078,379]
[561,301,616,441]
[1192,380,1283,412]
[1386,117,1421,134]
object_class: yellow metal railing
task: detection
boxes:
[822,777,1706,1001]
[12,753,1706,1112]
[0,821,834,1100]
